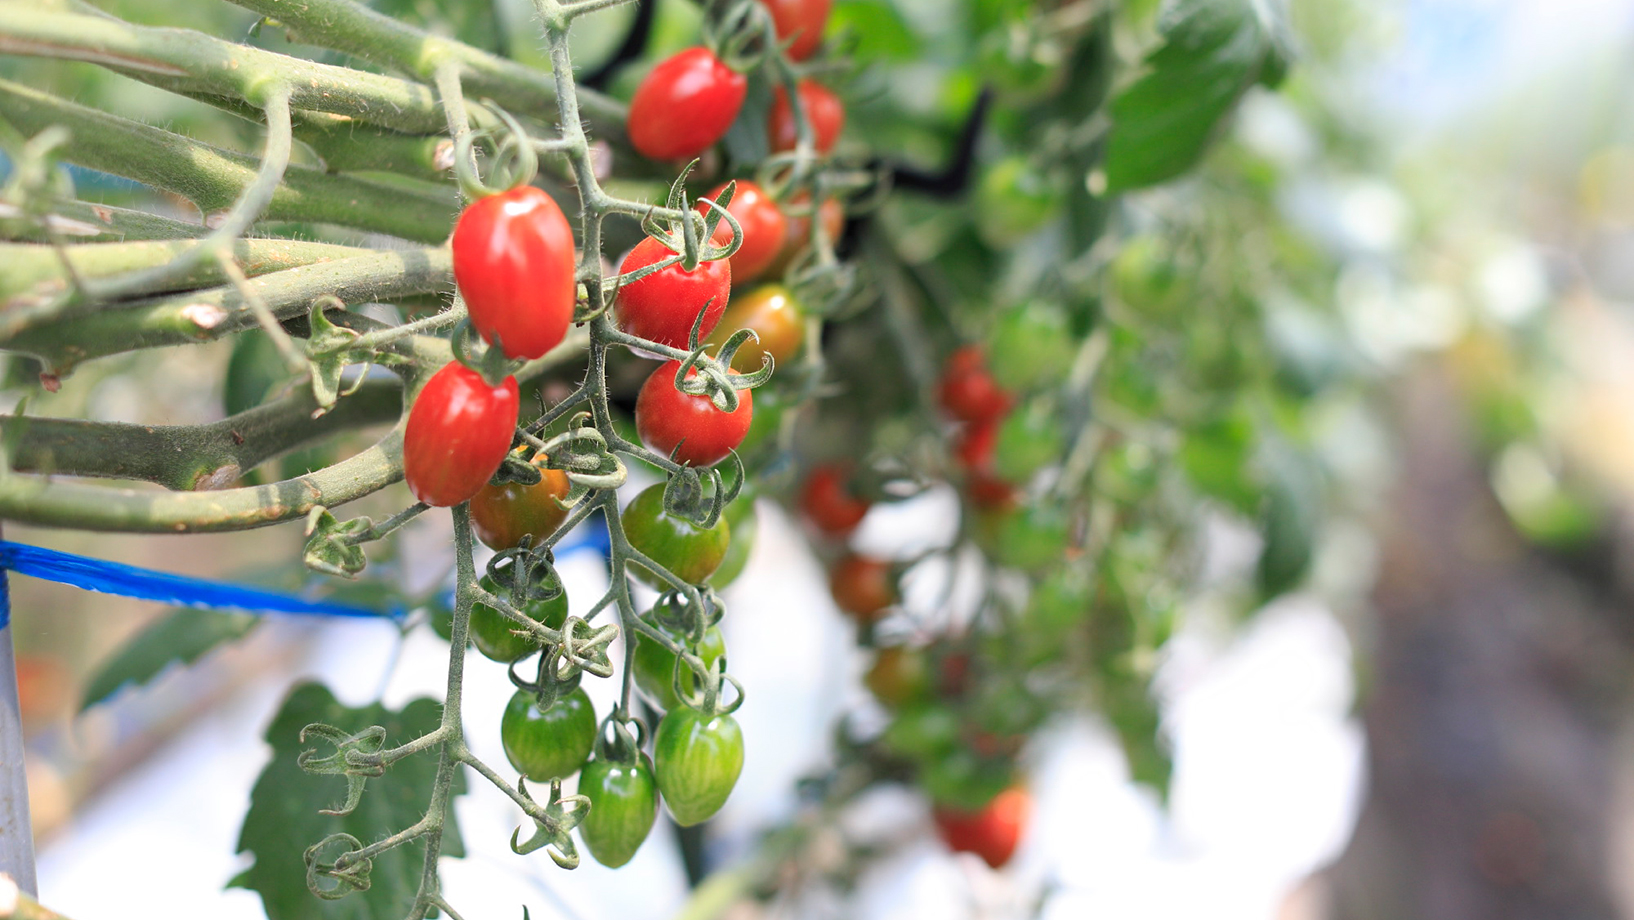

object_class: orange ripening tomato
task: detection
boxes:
[932,786,1030,869]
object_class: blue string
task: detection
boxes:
[0,516,611,630]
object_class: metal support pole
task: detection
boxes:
[0,522,37,895]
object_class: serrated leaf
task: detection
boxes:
[80,608,258,712]
[231,683,465,920]
[1103,0,1288,190]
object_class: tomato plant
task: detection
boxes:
[470,573,568,662]
[500,687,597,782]
[932,786,1030,869]
[452,185,577,360]
[615,235,733,350]
[987,301,1077,394]
[704,285,805,372]
[627,48,746,161]
[632,622,726,712]
[654,706,745,826]
[621,484,732,587]
[470,452,572,551]
[768,80,844,154]
[704,181,787,282]
[759,0,831,61]
[801,464,871,537]
[828,554,896,622]
[635,360,753,468]
[403,363,520,508]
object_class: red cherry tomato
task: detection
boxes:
[403,363,519,507]
[470,451,573,551]
[615,236,733,350]
[800,463,870,536]
[954,417,1001,472]
[932,786,1030,869]
[635,360,754,467]
[828,553,896,622]
[759,0,831,61]
[938,346,1011,425]
[628,48,747,161]
[966,468,1021,511]
[451,185,577,360]
[768,80,844,154]
[704,284,806,372]
[703,181,788,282]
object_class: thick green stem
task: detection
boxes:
[1,376,401,490]
[0,424,406,532]
[0,199,205,244]
[6,247,453,373]
[0,79,455,244]
[0,6,448,133]
[225,0,627,135]
[0,238,364,305]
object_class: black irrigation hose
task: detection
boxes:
[580,0,656,91]
[881,86,992,197]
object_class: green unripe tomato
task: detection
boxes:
[1112,235,1190,319]
[621,484,732,588]
[654,707,744,826]
[987,301,1076,393]
[992,404,1067,483]
[975,156,1061,247]
[632,623,727,712]
[470,574,568,662]
[708,498,758,589]
[500,687,596,782]
[578,753,658,868]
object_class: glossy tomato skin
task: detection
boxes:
[403,363,520,507]
[759,0,831,60]
[705,285,805,373]
[768,80,844,154]
[988,300,1076,394]
[829,553,896,622]
[954,417,1001,473]
[800,463,870,536]
[707,497,758,589]
[654,707,744,826]
[470,574,568,662]
[615,236,733,350]
[932,786,1030,869]
[501,687,596,781]
[470,454,572,551]
[704,181,787,282]
[621,484,732,587]
[452,186,577,360]
[627,48,747,161]
[578,753,658,868]
[938,346,1011,425]
[635,361,753,468]
[632,623,727,712]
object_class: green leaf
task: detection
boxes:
[1256,441,1322,599]
[830,0,922,61]
[80,608,258,712]
[1103,0,1288,190]
[232,683,465,920]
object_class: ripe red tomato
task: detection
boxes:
[759,0,831,61]
[828,553,896,622]
[452,185,577,360]
[932,786,1030,869]
[703,181,788,282]
[954,417,1001,473]
[627,48,747,161]
[938,346,1011,425]
[615,236,733,350]
[768,80,844,154]
[470,452,572,551]
[403,363,519,507]
[635,360,754,467]
[965,469,1020,511]
[704,284,805,372]
[800,463,870,536]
